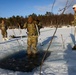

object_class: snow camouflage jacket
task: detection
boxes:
[72,12,76,25]
[23,21,42,36]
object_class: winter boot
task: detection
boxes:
[27,51,32,58]
[72,45,76,50]
[5,38,8,41]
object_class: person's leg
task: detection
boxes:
[1,30,5,41]
[4,31,8,40]
[31,36,38,54]
[27,36,32,55]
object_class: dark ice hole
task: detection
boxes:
[0,50,51,72]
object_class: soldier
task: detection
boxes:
[72,4,76,50]
[23,16,42,57]
[0,20,8,41]
[72,4,76,26]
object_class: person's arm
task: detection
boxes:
[73,13,76,26]
[73,19,76,26]
[38,22,43,30]
[71,13,76,26]
[5,24,8,30]
[71,21,74,26]
[23,22,27,29]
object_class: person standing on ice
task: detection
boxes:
[71,4,76,49]
[0,20,8,41]
[23,16,42,57]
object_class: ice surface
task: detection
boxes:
[0,27,76,75]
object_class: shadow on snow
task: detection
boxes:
[70,34,75,45]
[40,36,57,46]
[64,43,76,75]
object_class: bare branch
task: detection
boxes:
[59,0,73,14]
[51,0,56,13]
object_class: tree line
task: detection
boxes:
[0,12,74,29]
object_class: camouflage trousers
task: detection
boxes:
[1,30,7,38]
[27,36,38,54]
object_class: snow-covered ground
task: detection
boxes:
[0,26,76,75]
